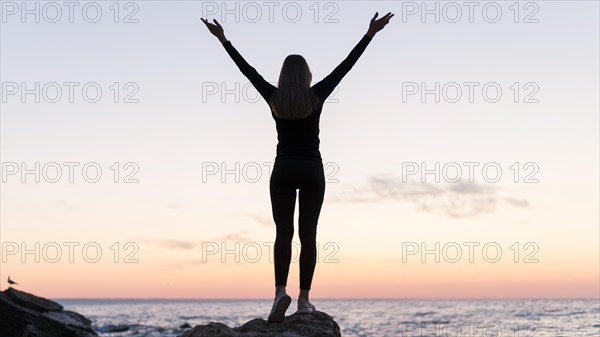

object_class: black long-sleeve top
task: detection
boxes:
[221,35,372,163]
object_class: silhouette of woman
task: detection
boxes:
[202,12,393,323]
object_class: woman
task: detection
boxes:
[201,12,394,323]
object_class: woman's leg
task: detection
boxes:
[270,161,297,289]
[298,160,326,293]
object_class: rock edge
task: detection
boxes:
[180,310,342,337]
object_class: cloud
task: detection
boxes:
[148,231,258,271]
[153,239,198,250]
[56,199,76,211]
[145,230,255,250]
[328,174,526,218]
[213,233,254,242]
[240,213,273,227]
[504,197,530,208]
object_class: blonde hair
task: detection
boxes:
[269,54,322,119]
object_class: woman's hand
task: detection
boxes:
[201,18,227,43]
[366,12,394,38]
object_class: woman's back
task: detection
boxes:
[271,94,323,162]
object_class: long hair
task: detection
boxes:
[269,54,322,120]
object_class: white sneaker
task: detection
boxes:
[296,297,316,314]
[268,292,291,323]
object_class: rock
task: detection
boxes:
[3,287,64,312]
[97,323,130,333]
[180,311,341,337]
[0,288,97,337]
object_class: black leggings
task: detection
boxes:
[270,158,325,290]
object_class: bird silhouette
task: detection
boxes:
[8,276,18,287]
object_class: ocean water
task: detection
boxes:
[55,298,600,337]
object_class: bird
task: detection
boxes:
[8,276,18,287]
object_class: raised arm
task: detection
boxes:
[311,12,394,102]
[311,35,372,102]
[220,40,276,102]
[201,18,276,103]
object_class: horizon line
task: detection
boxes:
[50,296,600,301]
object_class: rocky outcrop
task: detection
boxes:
[180,310,341,337]
[0,288,97,337]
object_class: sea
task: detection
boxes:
[55,298,600,337]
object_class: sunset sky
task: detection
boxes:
[1,1,598,299]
